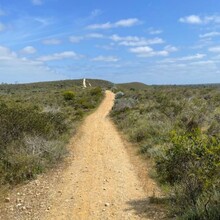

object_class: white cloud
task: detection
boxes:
[32,0,43,5]
[87,22,111,30]
[69,34,104,43]
[179,14,220,25]
[177,53,206,61]
[69,36,84,43]
[34,17,52,26]
[110,34,139,42]
[120,38,164,47]
[164,45,178,52]
[43,38,61,45]
[21,46,37,54]
[179,15,202,24]
[86,33,104,38]
[208,46,220,53]
[189,60,215,66]
[204,15,220,24]
[159,53,206,63]
[130,46,169,57]
[148,28,163,35]
[0,46,17,60]
[0,22,5,32]
[114,18,140,27]
[0,45,64,83]
[110,34,164,47]
[87,18,140,30]
[37,51,80,62]
[96,45,114,50]
[199,32,220,38]
[92,55,119,62]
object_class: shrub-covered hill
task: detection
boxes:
[111,85,220,219]
[0,78,113,93]
[0,79,105,186]
[117,82,148,90]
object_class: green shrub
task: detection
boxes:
[115,91,124,99]
[0,105,71,185]
[0,100,69,184]
[90,87,102,96]
[110,85,220,219]
[1,137,67,184]
[113,98,137,112]
[156,130,220,218]
[0,81,104,186]
[63,91,75,101]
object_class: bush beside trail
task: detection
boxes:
[0,85,104,185]
[111,85,220,219]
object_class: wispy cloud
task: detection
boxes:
[120,38,164,47]
[179,14,220,25]
[86,33,104,38]
[87,18,140,30]
[34,17,53,26]
[92,55,119,62]
[0,45,65,83]
[177,53,206,61]
[42,38,61,45]
[148,28,163,35]
[32,0,43,6]
[159,53,206,63]
[164,45,178,52]
[189,60,215,65]
[199,31,220,38]
[95,44,115,50]
[179,15,202,24]
[69,33,105,43]
[129,46,169,57]
[37,51,81,62]
[110,34,164,47]
[0,46,17,60]
[69,36,84,43]
[208,46,220,53]
[111,35,140,42]
[115,18,140,27]
[21,46,37,54]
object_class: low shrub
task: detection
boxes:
[110,85,220,219]
[63,91,75,101]
[113,98,137,112]
[115,91,124,99]
[156,131,220,218]
[90,87,102,96]
[0,83,104,186]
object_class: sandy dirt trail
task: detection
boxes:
[45,90,147,220]
[1,91,164,220]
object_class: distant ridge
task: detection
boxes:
[117,82,148,90]
[0,79,153,91]
[0,79,114,90]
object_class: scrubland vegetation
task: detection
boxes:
[1,78,219,219]
[0,80,104,186]
[111,85,220,219]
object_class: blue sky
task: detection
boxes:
[1,0,220,84]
